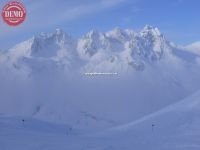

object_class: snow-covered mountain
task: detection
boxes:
[0,25,200,131]
[7,29,76,59]
[1,25,199,74]
[78,25,175,72]
[2,25,199,75]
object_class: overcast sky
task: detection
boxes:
[0,0,200,50]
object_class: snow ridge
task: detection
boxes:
[1,25,179,75]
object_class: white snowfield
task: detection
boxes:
[0,90,200,150]
[0,25,200,149]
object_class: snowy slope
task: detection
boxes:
[94,89,200,150]
[1,89,200,150]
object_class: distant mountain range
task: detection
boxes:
[0,25,199,74]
